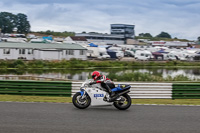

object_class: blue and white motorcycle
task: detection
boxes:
[72,80,132,110]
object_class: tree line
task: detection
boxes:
[31,30,75,37]
[0,12,30,34]
[136,32,195,42]
[138,32,172,39]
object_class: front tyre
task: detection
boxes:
[72,92,91,109]
[113,93,132,110]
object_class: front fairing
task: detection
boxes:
[79,80,112,106]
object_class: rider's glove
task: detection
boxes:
[89,82,96,85]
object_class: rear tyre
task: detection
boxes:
[72,92,91,109]
[113,93,131,110]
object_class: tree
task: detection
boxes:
[16,13,30,34]
[45,30,53,35]
[0,12,16,33]
[156,32,171,38]
[198,36,200,41]
[139,33,152,38]
[138,33,144,37]
[0,12,30,34]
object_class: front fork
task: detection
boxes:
[80,89,87,99]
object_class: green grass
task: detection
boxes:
[0,95,200,105]
[132,99,200,105]
[0,95,72,103]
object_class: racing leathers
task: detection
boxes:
[90,75,115,96]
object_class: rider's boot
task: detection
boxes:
[103,92,115,101]
[103,92,110,101]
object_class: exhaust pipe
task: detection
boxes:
[108,90,130,102]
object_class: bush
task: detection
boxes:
[10,60,26,68]
[108,72,193,82]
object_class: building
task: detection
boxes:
[110,24,135,39]
[75,24,135,45]
[150,41,189,47]
[63,36,88,45]
[0,42,87,60]
[75,32,125,45]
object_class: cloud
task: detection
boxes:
[0,0,200,40]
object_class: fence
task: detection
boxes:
[0,80,200,99]
[72,82,172,99]
[172,83,200,99]
[0,80,72,97]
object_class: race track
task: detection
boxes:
[0,102,200,133]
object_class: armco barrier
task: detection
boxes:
[172,83,200,99]
[0,80,72,97]
[72,82,172,99]
[1,80,199,99]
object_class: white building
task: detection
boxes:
[63,36,88,45]
[75,33,125,45]
[0,42,87,60]
[151,41,189,47]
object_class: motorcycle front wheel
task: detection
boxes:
[113,93,132,110]
[72,92,91,109]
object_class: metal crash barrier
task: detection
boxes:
[0,80,72,97]
[172,83,200,99]
[72,82,172,99]
[0,80,200,99]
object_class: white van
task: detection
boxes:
[86,47,100,58]
[134,50,152,61]
[87,46,110,59]
[108,47,124,59]
[163,53,177,60]
[98,47,110,59]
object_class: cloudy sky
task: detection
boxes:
[0,0,199,40]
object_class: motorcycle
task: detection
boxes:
[72,79,132,110]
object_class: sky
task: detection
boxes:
[0,0,200,40]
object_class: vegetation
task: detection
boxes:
[138,32,172,39]
[138,33,153,38]
[136,36,190,42]
[16,13,31,34]
[108,72,193,82]
[0,59,200,69]
[0,12,16,33]
[156,31,171,38]
[1,95,200,105]
[0,59,200,81]
[0,59,200,70]
[0,12,30,34]
[31,30,75,37]
[137,31,190,42]
[0,95,71,103]
[138,32,173,39]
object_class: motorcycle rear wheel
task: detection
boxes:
[72,92,91,109]
[113,93,132,110]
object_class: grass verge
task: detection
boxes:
[0,95,72,103]
[0,95,200,105]
[132,99,200,105]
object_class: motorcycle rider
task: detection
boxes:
[89,71,115,97]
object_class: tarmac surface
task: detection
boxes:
[0,102,200,133]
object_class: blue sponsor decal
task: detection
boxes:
[94,94,104,97]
